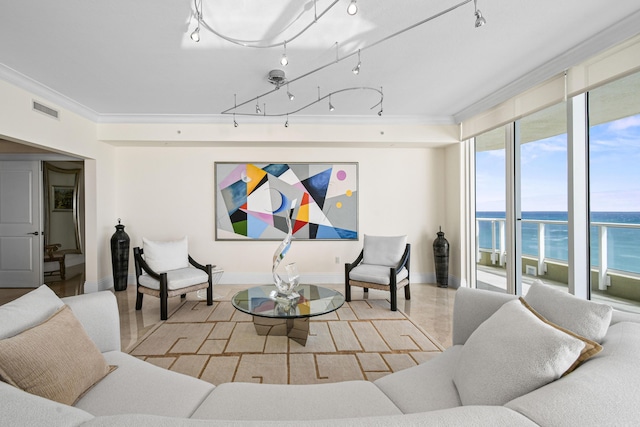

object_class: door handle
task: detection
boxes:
[28,231,39,236]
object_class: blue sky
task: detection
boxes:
[476,113,640,212]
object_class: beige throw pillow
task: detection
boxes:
[0,305,112,406]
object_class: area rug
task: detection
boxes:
[128,298,444,385]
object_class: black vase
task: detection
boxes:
[110,219,130,291]
[433,227,449,288]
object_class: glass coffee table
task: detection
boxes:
[231,284,345,346]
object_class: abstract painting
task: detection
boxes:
[215,162,358,240]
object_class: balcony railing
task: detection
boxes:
[476,217,640,289]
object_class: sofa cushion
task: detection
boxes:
[84,406,538,427]
[453,298,600,406]
[349,264,409,285]
[191,381,402,421]
[524,280,612,343]
[374,345,463,413]
[0,284,64,339]
[0,305,112,406]
[142,236,189,273]
[138,267,209,291]
[362,235,407,267]
[0,380,94,427]
[75,351,214,418]
[506,321,640,426]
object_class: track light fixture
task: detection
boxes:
[233,115,238,127]
[474,0,486,27]
[352,49,361,75]
[223,87,381,120]
[190,27,200,42]
[347,0,358,16]
[286,83,295,101]
[190,0,202,42]
[219,1,485,121]
[280,41,289,66]
[285,114,289,127]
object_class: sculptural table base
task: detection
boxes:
[252,317,310,346]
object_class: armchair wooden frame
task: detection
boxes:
[345,243,411,311]
[133,247,213,320]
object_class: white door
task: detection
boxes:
[0,161,42,287]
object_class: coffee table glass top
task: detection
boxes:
[231,285,345,319]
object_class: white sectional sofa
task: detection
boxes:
[1,283,639,426]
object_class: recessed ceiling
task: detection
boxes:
[0,0,639,125]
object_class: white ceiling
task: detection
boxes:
[1,0,639,125]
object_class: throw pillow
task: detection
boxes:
[142,236,189,273]
[0,285,64,340]
[452,298,601,406]
[524,280,612,343]
[0,305,112,406]
[362,235,407,267]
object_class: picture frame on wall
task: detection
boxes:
[215,162,358,241]
[51,185,74,211]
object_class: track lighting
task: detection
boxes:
[285,114,289,127]
[352,49,361,75]
[280,41,288,66]
[287,84,295,101]
[233,115,238,127]
[347,0,358,16]
[474,0,486,27]
[329,95,335,112]
[191,0,202,42]
[190,27,200,42]
[255,98,261,114]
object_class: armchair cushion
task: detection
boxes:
[138,267,209,291]
[362,235,407,267]
[349,265,409,286]
[142,237,189,273]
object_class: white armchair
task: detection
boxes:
[345,235,411,311]
[133,237,213,320]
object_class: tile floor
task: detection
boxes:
[0,280,457,350]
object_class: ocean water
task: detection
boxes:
[477,211,640,274]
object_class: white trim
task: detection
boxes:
[567,94,590,299]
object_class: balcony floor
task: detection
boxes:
[477,265,640,314]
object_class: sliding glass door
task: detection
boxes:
[588,71,640,312]
[475,127,507,293]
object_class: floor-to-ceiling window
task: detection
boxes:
[517,103,568,294]
[475,126,507,293]
[471,69,640,312]
[588,71,640,311]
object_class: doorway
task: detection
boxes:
[0,139,85,297]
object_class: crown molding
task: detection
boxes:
[0,63,100,122]
[454,9,640,124]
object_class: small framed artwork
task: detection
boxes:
[52,186,74,211]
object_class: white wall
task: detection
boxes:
[0,79,118,291]
[0,76,463,290]
[115,145,450,285]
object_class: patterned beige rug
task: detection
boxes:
[128,298,443,385]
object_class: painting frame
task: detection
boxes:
[215,162,358,241]
[51,185,74,212]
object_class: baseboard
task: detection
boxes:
[88,272,461,292]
